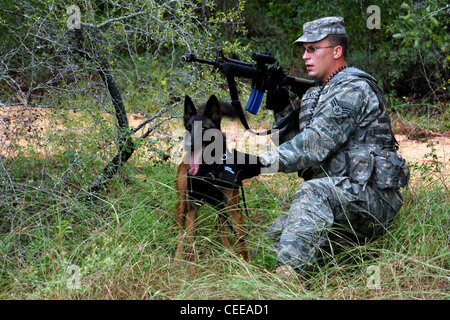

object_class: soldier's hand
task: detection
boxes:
[266,87,290,113]
[232,149,265,183]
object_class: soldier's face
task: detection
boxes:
[301,39,336,81]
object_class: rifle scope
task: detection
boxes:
[251,52,276,65]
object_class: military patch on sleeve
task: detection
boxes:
[331,97,352,115]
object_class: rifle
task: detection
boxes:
[182,49,314,135]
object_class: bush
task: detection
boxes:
[384,1,449,101]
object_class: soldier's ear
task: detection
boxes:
[333,45,344,60]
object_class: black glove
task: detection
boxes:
[232,149,265,183]
[265,87,290,113]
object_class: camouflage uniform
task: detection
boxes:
[259,17,409,273]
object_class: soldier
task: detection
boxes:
[233,17,409,275]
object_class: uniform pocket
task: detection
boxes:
[373,150,410,189]
[326,151,347,175]
[346,148,375,188]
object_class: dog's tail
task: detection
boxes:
[198,101,237,119]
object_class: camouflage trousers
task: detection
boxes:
[266,176,403,273]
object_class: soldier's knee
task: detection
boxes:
[294,177,337,199]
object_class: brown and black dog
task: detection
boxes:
[174,95,248,263]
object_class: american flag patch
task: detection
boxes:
[331,98,352,115]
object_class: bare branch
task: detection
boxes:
[86,9,154,29]
[420,4,450,21]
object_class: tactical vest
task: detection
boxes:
[296,67,409,189]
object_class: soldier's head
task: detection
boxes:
[294,17,349,82]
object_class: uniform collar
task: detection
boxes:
[316,65,348,86]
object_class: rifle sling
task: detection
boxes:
[227,73,305,136]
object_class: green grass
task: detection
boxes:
[0,103,448,300]
[0,148,448,299]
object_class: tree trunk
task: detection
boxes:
[87,65,135,193]
[73,28,135,194]
[201,0,211,20]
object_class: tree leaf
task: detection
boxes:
[401,3,411,10]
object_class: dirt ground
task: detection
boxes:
[397,134,450,169]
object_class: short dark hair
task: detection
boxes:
[326,34,349,60]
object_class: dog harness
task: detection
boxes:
[187,156,240,207]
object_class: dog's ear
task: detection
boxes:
[184,95,197,127]
[203,95,222,128]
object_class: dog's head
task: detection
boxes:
[184,94,222,131]
[184,95,223,176]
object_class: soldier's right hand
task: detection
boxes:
[265,87,290,113]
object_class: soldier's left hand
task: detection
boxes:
[231,149,265,183]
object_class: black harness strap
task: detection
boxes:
[239,181,251,232]
[227,73,302,137]
[187,137,252,238]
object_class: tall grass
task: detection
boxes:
[0,147,448,299]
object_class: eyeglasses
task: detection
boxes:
[301,45,336,54]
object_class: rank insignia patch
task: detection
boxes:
[331,98,352,115]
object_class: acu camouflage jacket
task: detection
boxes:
[260,67,409,191]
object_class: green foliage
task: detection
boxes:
[242,0,449,103]
[385,1,449,100]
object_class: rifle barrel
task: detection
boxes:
[182,52,314,87]
[181,53,217,66]
[288,76,315,85]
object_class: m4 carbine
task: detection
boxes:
[182,49,314,134]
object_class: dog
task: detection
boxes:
[174,94,248,264]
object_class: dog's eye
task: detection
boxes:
[186,124,192,131]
